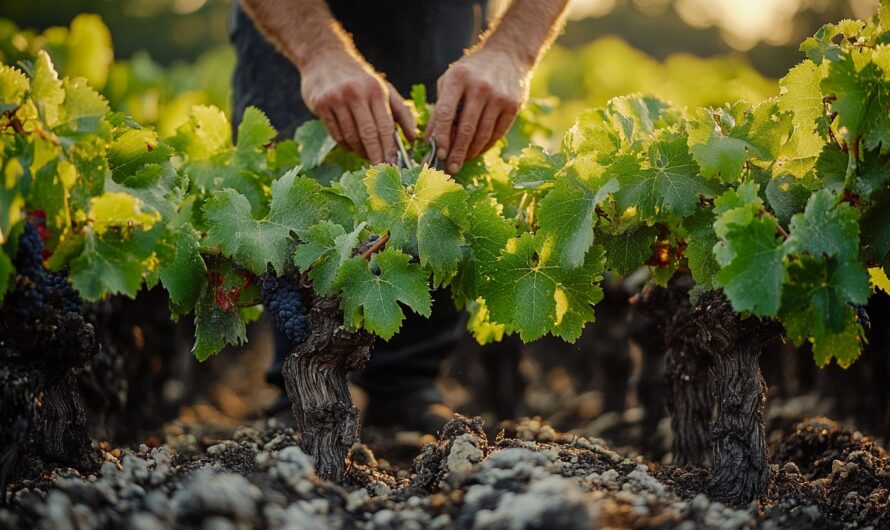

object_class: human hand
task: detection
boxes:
[301,50,416,164]
[426,48,531,174]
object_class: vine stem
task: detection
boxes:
[843,138,859,191]
[361,234,389,260]
[776,224,790,240]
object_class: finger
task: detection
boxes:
[370,93,398,164]
[332,105,365,157]
[389,86,417,142]
[466,103,499,161]
[351,100,385,164]
[428,74,465,161]
[318,108,345,146]
[445,87,487,174]
[483,109,518,153]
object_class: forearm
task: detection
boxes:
[476,0,570,68]
[239,0,360,70]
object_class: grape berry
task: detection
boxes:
[260,275,311,344]
[11,223,82,319]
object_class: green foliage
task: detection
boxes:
[3,6,890,371]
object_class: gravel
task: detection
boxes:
[0,415,887,529]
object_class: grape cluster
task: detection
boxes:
[11,223,83,319]
[852,303,870,331]
[356,234,380,256]
[259,275,311,344]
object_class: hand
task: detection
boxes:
[301,50,416,164]
[427,48,530,174]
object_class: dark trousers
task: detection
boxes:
[230,0,486,399]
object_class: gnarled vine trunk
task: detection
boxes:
[282,289,373,481]
[634,273,713,466]
[694,291,781,507]
[0,311,99,497]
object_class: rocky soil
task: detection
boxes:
[0,414,887,530]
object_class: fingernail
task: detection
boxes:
[449,163,460,174]
[437,148,447,160]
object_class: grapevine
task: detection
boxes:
[1,1,889,501]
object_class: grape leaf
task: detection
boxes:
[687,105,752,183]
[0,65,28,114]
[781,255,868,367]
[538,165,617,268]
[779,61,826,135]
[714,216,785,317]
[203,170,349,275]
[90,191,161,235]
[334,247,432,339]
[158,225,206,316]
[57,78,112,139]
[615,131,718,219]
[822,50,890,153]
[600,223,657,276]
[69,229,149,299]
[365,165,468,281]
[295,120,336,169]
[481,233,604,342]
[193,281,246,362]
[454,190,515,299]
[168,105,231,161]
[108,128,175,182]
[683,208,719,289]
[294,220,366,295]
[786,190,859,259]
[509,145,564,189]
[31,51,65,128]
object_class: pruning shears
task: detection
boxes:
[394,131,440,170]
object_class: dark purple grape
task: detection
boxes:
[259,274,311,344]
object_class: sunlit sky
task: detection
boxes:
[568,0,880,50]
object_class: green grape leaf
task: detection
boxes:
[779,61,826,135]
[683,208,719,290]
[108,128,175,182]
[765,175,811,228]
[714,216,785,317]
[538,165,617,268]
[481,233,604,342]
[822,50,890,152]
[295,120,336,169]
[509,145,564,189]
[786,190,859,259]
[203,170,348,274]
[193,281,247,362]
[182,161,265,213]
[781,255,868,367]
[0,65,28,114]
[169,105,232,161]
[158,226,206,316]
[31,51,65,128]
[63,14,113,89]
[294,220,365,295]
[615,131,718,219]
[365,165,468,281]
[455,190,515,299]
[687,105,752,183]
[334,248,432,339]
[57,77,112,139]
[69,229,150,299]
[600,223,657,276]
[236,106,276,152]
